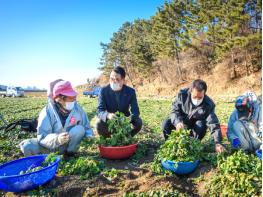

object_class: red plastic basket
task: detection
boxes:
[98,144,137,159]
[220,124,227,138]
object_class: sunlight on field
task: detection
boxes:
[0,96,260,196]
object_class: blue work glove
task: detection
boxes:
[85,129,94,138]
[256,149,262,160]
[233,138,241,148]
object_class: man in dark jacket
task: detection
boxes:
[162,79,225,153]
[96,66,142,137]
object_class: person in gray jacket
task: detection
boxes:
[19,80,93,156]
[162,79,225,153]
[227,94,262,152]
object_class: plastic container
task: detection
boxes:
[99,144,137,159]
[220,124,228,138]
[161,160,199,175]
[0,154,60,192]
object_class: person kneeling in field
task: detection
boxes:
[96,66,142,137]
[227,93,262,152]
[162,79,225,153]
[19,80,94,156]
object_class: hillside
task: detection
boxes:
[77,49,261,98]
[89,0,261,98]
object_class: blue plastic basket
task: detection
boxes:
[161,160,199,175]
[0,154,60,193]
[256,149,262,160]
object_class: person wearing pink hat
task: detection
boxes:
[19,80,94,156]
[47,79,63,99]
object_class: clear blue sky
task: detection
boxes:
[0,0,165,89]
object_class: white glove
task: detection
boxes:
[57,132,70,145]
[176,122,184,130]
[107,113,116,120]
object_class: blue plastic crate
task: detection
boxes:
[0,154,60,192]
[161,160,199,175]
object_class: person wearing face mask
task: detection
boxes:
[227,95,262,152]
[96,66,142,137]
[162,79,225,153]
[243,91,262,126]
[19,80,94,156]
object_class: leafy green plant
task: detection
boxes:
[58,156,104,180]
[42,152,58,167]
[131,143,149,162]
[206,150,262,196]
[123,189,189,197]
[26,186,57,196]
[151,129,203,173]
[97,112,135,146]
[19,153,58,175]
[19,166,43,175]
[200,133,232,167]
[102,168,120,182]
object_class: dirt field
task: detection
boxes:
[0,96,261,197]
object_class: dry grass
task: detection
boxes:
[24,91,47,98]
[136,59,261,98]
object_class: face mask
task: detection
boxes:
[110,82,122,91]
[191,97,203,106]
[65,101,75,111]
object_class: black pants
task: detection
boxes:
[162,118,207,140]
[96,117,143,137]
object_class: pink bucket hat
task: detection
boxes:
[53,81,77,99]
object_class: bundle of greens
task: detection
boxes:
[97,112,135,146]
[151,129,203,173]
[206,150,262,196]
[58,156,104,180]
[20,153,58,175]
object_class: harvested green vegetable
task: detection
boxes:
[20,153,58,175]
[97,112,135,146]
[206,150,262,196]
[151,129,203,173]
[58,156,104,180]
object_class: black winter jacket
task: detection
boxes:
[170,88,222,143]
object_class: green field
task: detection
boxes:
[0,96,261,197]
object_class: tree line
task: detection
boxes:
[100,0,262,86]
